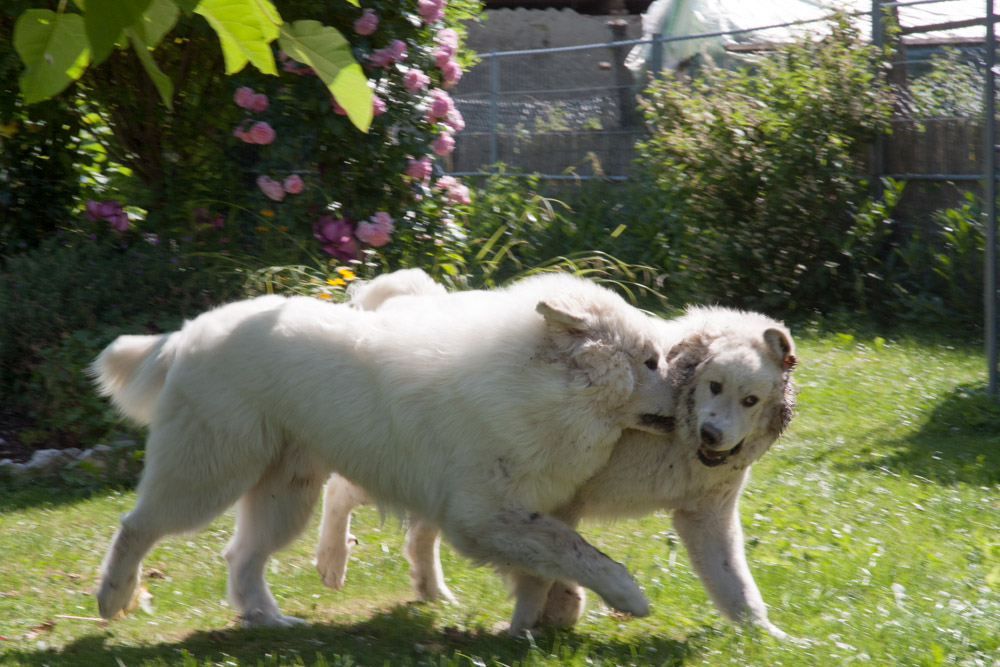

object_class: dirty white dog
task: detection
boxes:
[316,271,796,637]
[90,272,680,627]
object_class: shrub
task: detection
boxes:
[0,225,241,445]
[634,15,894,313]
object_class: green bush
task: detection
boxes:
[0,226,241,445]
[634,15,894,313]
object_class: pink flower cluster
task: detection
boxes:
[232,85,276,145]
[433,28,463,87]
[85,199,129,231]
[233,120,276,145]
[257,174,305,202]
[313,215,359,261]
[356,211,395,247]
[418,0,447,25]
[354,8,379,36]
[369,39,407,69]
[405,156,433,180]
[425,88,464,132]
[435,175,471,205]
[234,86,268,113]
[404,68,431,92]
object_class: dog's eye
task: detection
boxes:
[644,357,658,371]
[709,381,722,395]
[742,395,759,408]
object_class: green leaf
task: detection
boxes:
[138,0,180,48]
[85,0,152,66]
[14,9,91,104]
[278,20,371,132]
[195,0,278,75]
[175,0,202,13]
[125,26,174,110]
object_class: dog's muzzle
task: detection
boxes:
[697,439,744,467]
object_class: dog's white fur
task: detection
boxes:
[316,270,796,638]
[90,272,681,627]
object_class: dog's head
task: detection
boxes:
[535,296,676,436]
[669,310,797,469]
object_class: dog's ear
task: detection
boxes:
[536,300,589,334]
[763,327,797,372]
[666,333,708,378]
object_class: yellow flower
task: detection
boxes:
[336,267,356,280]
[255,225,269,232]
[327,278,346,286]
[278,225,288,231]
[260,209,276,218]
[317,292,332,299]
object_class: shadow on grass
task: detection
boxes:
[842,383,1000,485]
[5,603,693,667]
[0,479,134,513]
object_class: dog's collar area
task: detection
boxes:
[640,414,676,432]
[697,439,744,467]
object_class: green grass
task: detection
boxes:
[1,328,998,666]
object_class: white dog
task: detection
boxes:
[316,271,796,637]
[90,272,681,627]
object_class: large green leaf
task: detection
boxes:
[14,9,91,104]
[139,0,180,49]
[194,0,278,75]
[85,0,152,66]
[278,20,371,133]
[125,26,174,110]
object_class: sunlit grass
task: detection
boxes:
[1,329,997,666]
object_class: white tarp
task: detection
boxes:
[627,0,987,72]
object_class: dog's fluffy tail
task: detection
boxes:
[89,334,173,426]
[347,268,446,311]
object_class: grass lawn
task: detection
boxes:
[0,326,998,666]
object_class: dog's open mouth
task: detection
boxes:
[697,439,744,467]
[640,414,676,433]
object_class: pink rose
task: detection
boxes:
[232,125,250,142]
[434,44,454,67]
[313,215,359,261]
[387,39,407,61]
[431,132,455,156]
[445,107,465,132]
[234,86,255,109]
[405,156,433,180]
[249,93,269,113]
[356,211,394,247]
[436,175,458,190]
[417,0,444,24]
[256,175,286,201]
[436,28,459,49]
[283,174,304,194]
[441,60,463,86]
[372,94,387,116]
[404,68,430,92]
[447,182,470,205]
[354,8,379,36]
[247,121,276,145]
[427,95,450,122]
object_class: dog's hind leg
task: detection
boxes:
[97,421,264,621]
[224,451,326,627]
[404,516,455,602]
[444,504,648,624]
[315,474,370,590]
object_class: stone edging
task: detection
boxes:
[0,439,142,482]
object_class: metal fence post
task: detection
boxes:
[985,0,998,394]
[488,52,499,169]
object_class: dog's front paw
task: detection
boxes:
[596,570,649,617]
[96,567,142,620]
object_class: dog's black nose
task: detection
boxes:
[700,424,721,446]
